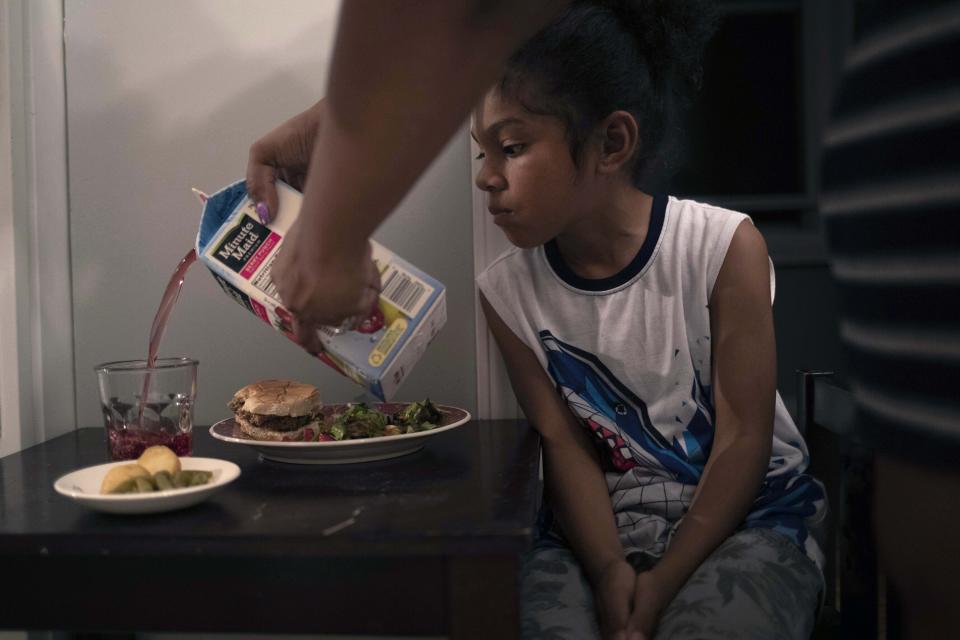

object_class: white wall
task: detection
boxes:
[65,0,477,427]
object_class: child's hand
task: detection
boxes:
[627,570,672,639]
[594,558,637,640]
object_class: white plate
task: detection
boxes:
[209,402,471,464]
[54,457,240,515]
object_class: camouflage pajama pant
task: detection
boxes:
[520,527,822,640]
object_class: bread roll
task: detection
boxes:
[137,445,182,476]
[100,463,150,494]
[231,379,322,416]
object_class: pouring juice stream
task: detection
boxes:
[107,248,198,460]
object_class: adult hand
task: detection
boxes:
[626,570,672,639]
[271,219,381,353]
[246,99,381,349]
[594,558,638,640]
[246,101,323,224]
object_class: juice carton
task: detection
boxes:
[195,179,447,400]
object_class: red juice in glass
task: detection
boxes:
[97,248,199,461]
[106,423,193,460]
[96,357,198,461]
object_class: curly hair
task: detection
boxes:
[499,0,720,188]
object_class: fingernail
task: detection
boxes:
[255,201,270,224]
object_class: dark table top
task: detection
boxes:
[0,420,541,559]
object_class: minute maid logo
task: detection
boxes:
[213,214,267,274]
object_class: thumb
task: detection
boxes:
[365,249,382,293]
[292,316,323,355]
[246,145,280,225]
[596,560,638,640]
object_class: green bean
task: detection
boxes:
[173,470,192,488]
[134,477,156,493]
[189,470,213,486]
[153,470,174,490]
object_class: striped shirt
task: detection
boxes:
[821,0,960,462]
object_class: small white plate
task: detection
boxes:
[54,457,240,515]
[209,402,471,464]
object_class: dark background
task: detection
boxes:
[664,0,854,414]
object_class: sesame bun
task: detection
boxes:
[231,379,322,417]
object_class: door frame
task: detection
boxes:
[471,147,522,421]
[0,0,74,456]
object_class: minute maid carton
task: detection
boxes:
[195,179,447,400]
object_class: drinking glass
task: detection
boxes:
[95,357,198,460]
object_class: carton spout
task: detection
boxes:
[191,188,209,204]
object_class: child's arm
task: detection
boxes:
[630,221,777,631]
[479,293,636,639]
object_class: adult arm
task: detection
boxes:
[272,1,568,331]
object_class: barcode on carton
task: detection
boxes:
[380,264,433,318]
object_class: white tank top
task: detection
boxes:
[477,194,826,570]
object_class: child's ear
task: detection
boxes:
[596,111,639,175]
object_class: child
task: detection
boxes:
[473,2,826,638]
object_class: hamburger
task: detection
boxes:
[228,379,323,441]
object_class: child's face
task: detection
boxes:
[471,89,600,248]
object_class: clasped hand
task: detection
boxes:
[595,559,670,640]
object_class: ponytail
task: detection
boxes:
[501,0,719,187]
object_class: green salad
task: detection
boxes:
[322,399,443,441]
[393,399,442,432]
